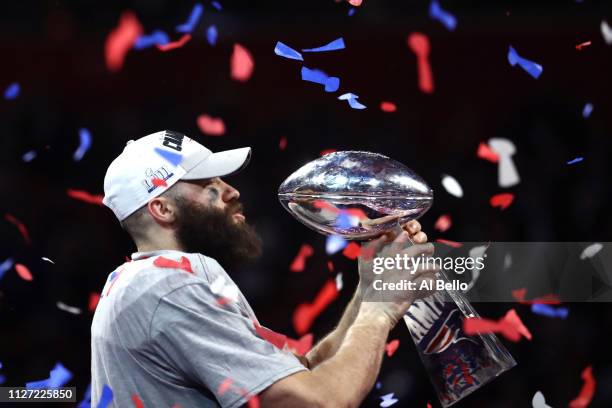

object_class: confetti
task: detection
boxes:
[151,178,168,187]
[210,275,239,303]
[380,392,399,407]
[348,8,356,16]
[132,394,144,408]
[26,362,73,388]
[105,11,143,72]
[98,384,114,408]
[476,142,500,163]
[463,308,532,342]
[511,288,561,305]
[601,20,612,45]
[211,1,222,10]
[531,303,568,319]
[293,279,339,334]
[153,255,193,273]
[385,339,400,357]
[218,378,233,396]
[435,239,463,248]
[289,244,314,272]
[320,149,337,156]
[441,174,463,197]
[569,366,596,408]
[88,292,101,312]
[77,384,92,408]
[57,301,83,315]
[335,272,343,291]
[327,261,334,272]
[73,128,92,161]
[175,3,204,33]
[206,25,218,46]
[429,0,457,31]
[67,189,104,206]
[231,43,254,82]
[338,93,367,109]
[302,37,345,53]
[154,147,183,166]
[0,258,15,281]
[342,241,361,259]
[15,263,33,281]
[489,138,520,187]
[507,45,543,79]
[567,157,584,165]
[348,0,363,5]
[582,103,593,118]
[575,41,591,51]
[434,214,452,232]
[407,33,434,93]
[532,390,552,408]
[4,82,20,100]
[197,114,226,136]
[5,213,31,244]
[326,235,348,255]
[580,243,603,260]
[286,333,314,355]
[380,101,397,112]
[279,136,287,150]
[274,41,303,61]
[490,193,514,210]
[133,30,170,50]
[22,150,37,162]
[301,66,340,92]
[156,34,192,51]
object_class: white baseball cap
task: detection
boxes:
[103,130,251,221]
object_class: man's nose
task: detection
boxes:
[221,180,240,202]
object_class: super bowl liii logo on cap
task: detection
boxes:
[161,130,185,152]
[142,166,174,193]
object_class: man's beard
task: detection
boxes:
[173,198,263,269]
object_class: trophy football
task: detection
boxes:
[279,151,516,407]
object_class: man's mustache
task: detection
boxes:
[226,201,243,215]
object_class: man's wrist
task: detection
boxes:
[357,302,394,331]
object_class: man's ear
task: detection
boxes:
[147,196,178,226]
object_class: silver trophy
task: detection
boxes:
[279,151,516,407]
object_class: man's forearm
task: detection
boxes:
[305,284,364,368]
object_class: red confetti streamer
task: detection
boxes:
[15,263,33,281]
[511,288,561,305]
[293,280,339,335]
[463,308,532,342]
[247,395,260,408]
[435,239,463,248]
[88,292,101,312]
[279,137,287,150]
[156,34,192,52]
[385,339,400,357]
[342,242,361,260]
[434,214,452,232]
[153,256,193,273]
[197,114,226,136]
[253,321,288,349]
[490,193,514,210]
[348,0,363,6]
[67,189,104,206]
[131,394,144,408]
[569,365,596,408]
[217,378,233,396]
[575,41,592,51]
[231,43,254,82]
[105,11,143,72]
[477,142,500,163]
[327,261,334,272]
[320,149,337,156]
[380,101,397,112]
[4,213,31,244]
[289,244,314,272]
[407,33,434,94]
[286,333,314,356]
[151,178,167,187]
[427,404,432,408]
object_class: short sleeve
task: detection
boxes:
[149,283,307,408]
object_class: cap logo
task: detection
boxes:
[162,131,185,152]
[142,165,174,193]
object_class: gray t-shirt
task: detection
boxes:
[91,249,306,407]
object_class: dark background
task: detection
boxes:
[1,0,611,406]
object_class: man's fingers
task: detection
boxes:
[403,220,421,235]
[411,231,427,244]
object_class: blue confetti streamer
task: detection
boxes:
[206,25,218,46]
[176,3,204,33]
[429,0,457,31]
[274,41,303,61]
[348,8,356,16]
[338,93,367,109]
[133,31,170,50]
[77,383,92,408]
[0,258,14,281]
[26,362,73,389]
[567,157,584,165]
[0,375,5,385]
[582,103,594,118]
[302,37,345,53]
[507,46,543,79]
[22,150,37,162]
[301,66,340,92]
[326,235,347,255]
[97,385,113,408]
[380,392,399,407]
[73,128,92,161]
[154,147,183,166]
[4,82,20,100]
[531,303,569,319]
[211,1,222,10]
